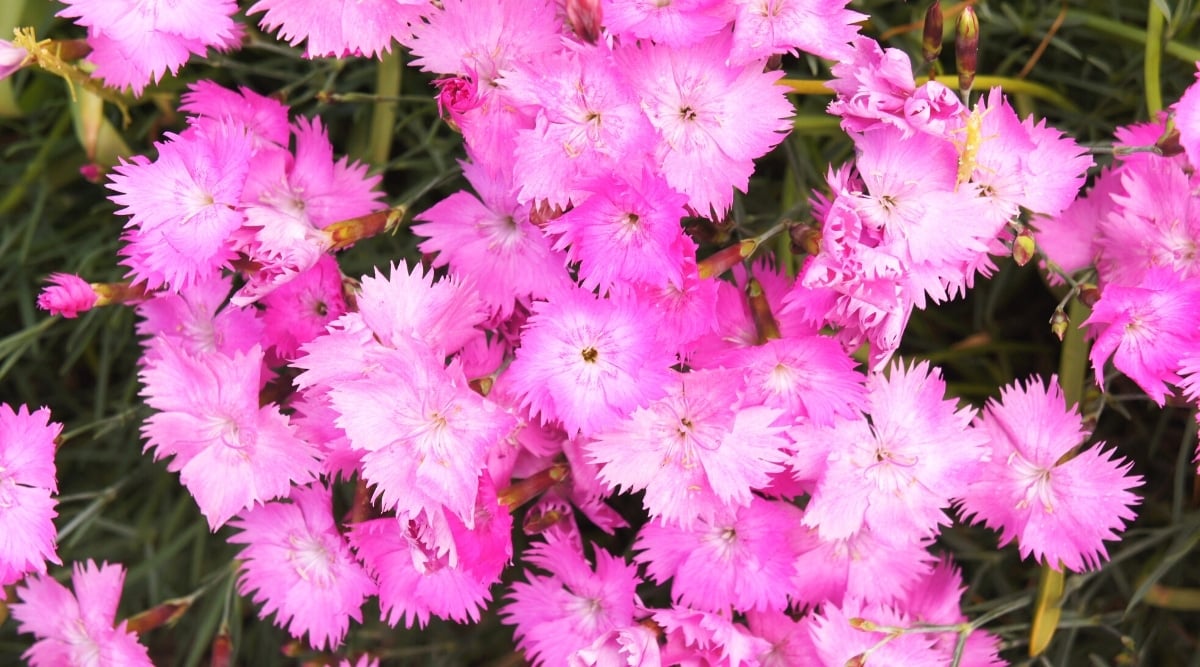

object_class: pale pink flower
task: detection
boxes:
[10,561,151,667]
[139,339,320,529]
[826,36,918,134]
[744,610,820,667]
[797,361,987,542]
[109,122,253,292]
[249,0,427,58]
[355,260,488,356]
[1098,160,1200,286]
[37,273,98,319]
[729,334,867,427]
[229,484,375,650]
[1173,65,1200,169]
[135,274,262,360]
[809,597,946,667]
[790,524,937,608]
[654,606,771,667]
[729,0,864,64]
[57,0,241,95]
[0,404,61,589]
[634,497,804,613]
[503,288,675,436]
[568,624,661,667]
[179,80,290,148]
[617,32,794,215]
[602,0,733,46]
[902,559,1005,666]
[503,535,643,667]
[0,38,26,80]
[960,376,1142,572]
[587,368,790,528]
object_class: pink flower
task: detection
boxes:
[809,597,946,667]
[634,497,804,613]
[249,0,427,58]
[139,339,320,529]
[654,606,771,666]
[135,274,262,360]
[1173,65,1200,169]
[414,160,571,319]
[568,624,661,667]
[354,260,488,356]
[180,80,290,148]
[587,368,790,528]
[0,404,61,589]
[0,38,28,80]
[108,122,253,292]
[1098,160,1200,286]
[797,361,987,542]
[57,0,241,95]
[259,255,346,363]
[729,0,865,64]
[1085,268,1200,405]
[10,561,151,667]
[728,334,867,427]
[503,535,643,667]
[503,288,674,436]
[544,170,692,292]
[960,376,1142,572]
[350,485,512,628]
[37,273,99,319]
[228,484,375,650]
[617,33,794,215]
[602,0,733,46]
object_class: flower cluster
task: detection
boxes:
[14,0,1177,665]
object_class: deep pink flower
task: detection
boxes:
[229,484,375,650]
[1173,65,1200,168]
[503,535,643,667]
[1085,267,1200,405]
[1098,160,1200,286]
[588,368,790,528]
[37,273,99,319]
[960,376,1142,572]
[0,404,61,589]
[259,255,346,363]
[654,606,771,666]
[10,561,151,667]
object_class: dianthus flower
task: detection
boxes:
[0,404,61,589]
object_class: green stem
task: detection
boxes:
[1144,3,1165,118]
[1073,10,1200,65]
[780,75,1078,112]
[366,50,403,168]
[0,112,71,215]
[1058,298,1091,408]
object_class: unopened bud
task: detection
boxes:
[1012,229,1036,266]
[498,461,570,509]
[1050,309,1069,341]
[126,598,191,634]
[210,628,232,667]
[697,239,758,279]
[1156,127,1184,157]
[1078,283,1101,308]
[956,7,979,94]
[747,278,781,342]
[323,207,405,251]
[566,0,603,44]
[790,224,822,256]
[923,1,944,64]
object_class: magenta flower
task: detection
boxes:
[0,404,61,589]
[654,606,771,666]
[140,339,320,529]
[588,368,790,528]
[180,80,291,148]
[790,524,937,608]
[10,561,151,667]
[135,274,263,360]
[1085,267,1200,405]
[618,33,794,215]
[960,376,1142,572]
[1173,65,1200,169]
[602,0,732,46]
[503,535,643,667]
[229,484,375,650]
[504,288,674,436]
[36,273,99,319]
[809,596,946,667]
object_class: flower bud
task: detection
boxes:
[790,224,822,256]
[1012,228,1036,266]
[1050,309,1069,341]
[125,598,191,634]
[922,1,944,65]
[1078,283,1101,308]
[956,6,980,94]
[747,278,781,342]
[566,0,603,44]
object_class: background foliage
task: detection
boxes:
[3,1,1200,665]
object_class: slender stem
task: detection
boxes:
[779,75,1077,112]
[366,50,403,167]
[1144,3,1165,118]
[1073,10,1200,64]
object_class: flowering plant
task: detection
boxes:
[4,0,1200,665]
